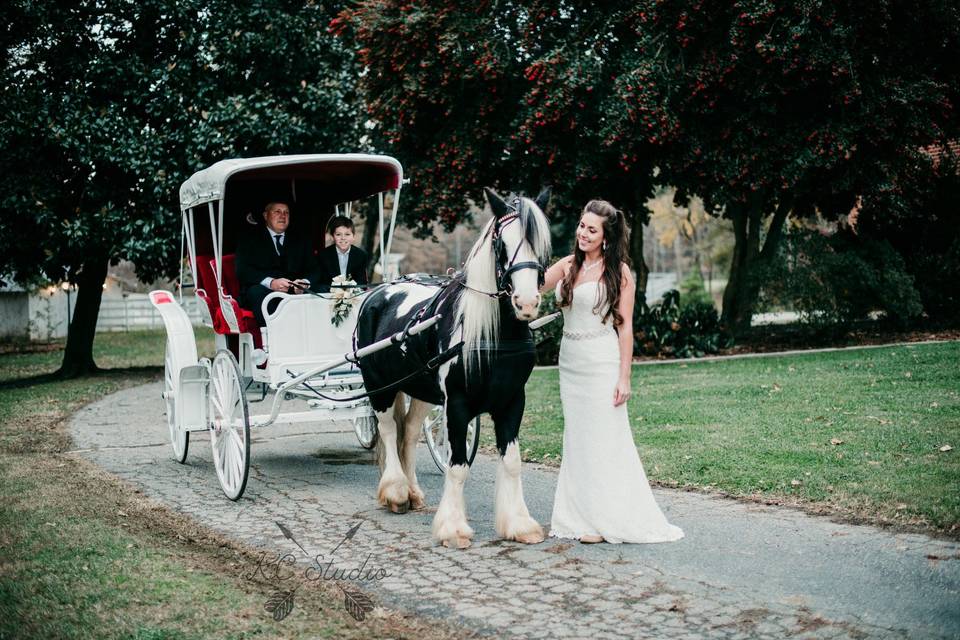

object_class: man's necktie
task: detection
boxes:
[274,234,284,256]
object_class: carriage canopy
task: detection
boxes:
[178,154,403,211]
[176,153,405,296]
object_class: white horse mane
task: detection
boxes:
[458,196,551,371]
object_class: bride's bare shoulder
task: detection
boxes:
[620,262,635,286]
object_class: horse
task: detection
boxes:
[354,186,551,549]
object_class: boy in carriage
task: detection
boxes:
[317,215,370,289]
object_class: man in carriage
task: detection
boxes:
[236,200,324,325]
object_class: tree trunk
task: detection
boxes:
[720,197,792,336]
[58,255,109,378]
[628,215,649,306]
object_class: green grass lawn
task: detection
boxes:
[0,329,458,640]
[499,341,960,534]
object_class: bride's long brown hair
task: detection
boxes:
[559,200,631,327]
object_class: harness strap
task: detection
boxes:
[292,340,465,403]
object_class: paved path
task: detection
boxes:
[70,383,960,639]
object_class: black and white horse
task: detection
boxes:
[355,187,551,548]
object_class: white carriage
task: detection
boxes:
[151,154,475,500]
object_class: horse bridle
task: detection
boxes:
[491,201,546,295]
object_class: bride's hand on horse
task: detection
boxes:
[613,376,631,406]
[541,256,572,293]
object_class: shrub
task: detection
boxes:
[760,227,924,328]
[533,289,563,365]
[634,290,731,358]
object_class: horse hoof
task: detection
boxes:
[409,495,427,511]
[389,500,410,514]
[441,536,472,549]
[514,531,545,545]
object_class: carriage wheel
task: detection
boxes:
[424,404,481,473]
[209,350,251,501]
[353,415,379,449]
[163,343,189,463]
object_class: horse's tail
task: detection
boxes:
[375,393,409,472]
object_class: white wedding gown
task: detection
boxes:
[549,280,684,544]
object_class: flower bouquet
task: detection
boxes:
[329,275,360,327]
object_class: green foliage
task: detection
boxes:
[632,0,960,217]
[634,290,730,359]
[678,270,714,309]
[858,153,960,322]
[0,0,361,288]
[533,290,563,366]
[760,227,924,328]
[912,237,960,322]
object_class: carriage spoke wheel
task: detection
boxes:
[209,350,251,501]
[164,343,189,463]
[354,415,379,449]
[423,404,481,473]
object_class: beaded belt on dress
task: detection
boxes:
[562,327,615,340]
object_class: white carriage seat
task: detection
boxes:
[263,291,367,387]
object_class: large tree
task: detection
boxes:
[629,0,960,333]
[340,2,661,294]
[0,0,360,376]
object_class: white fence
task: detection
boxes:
[96,295,205,332]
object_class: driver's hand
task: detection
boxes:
[292,279,310,293]
[270,277,294,292]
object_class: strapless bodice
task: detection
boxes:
[556,280,616,339]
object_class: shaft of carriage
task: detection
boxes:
[251,313,443,429]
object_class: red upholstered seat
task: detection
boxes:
[208,255,262,349]
[193,254,220,328]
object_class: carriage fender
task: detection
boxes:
[150,290,199,364]
[150,290,206,431]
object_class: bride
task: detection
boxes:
[542,200,684,544]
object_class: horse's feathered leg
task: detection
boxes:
[400,398,431,511]
[375,393,411,513]
[493,393,544,544]
[432,390,474,548]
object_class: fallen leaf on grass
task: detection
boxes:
[867,460,881,466]
[117,511,128,517]
[830,438,844,446]
[904,372,912,378]
[790,479,802,486]
[939,445,953,452]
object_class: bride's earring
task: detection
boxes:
[602,240,607,252]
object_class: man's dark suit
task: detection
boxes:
[317,244,370,290]
[236,226,322,325]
